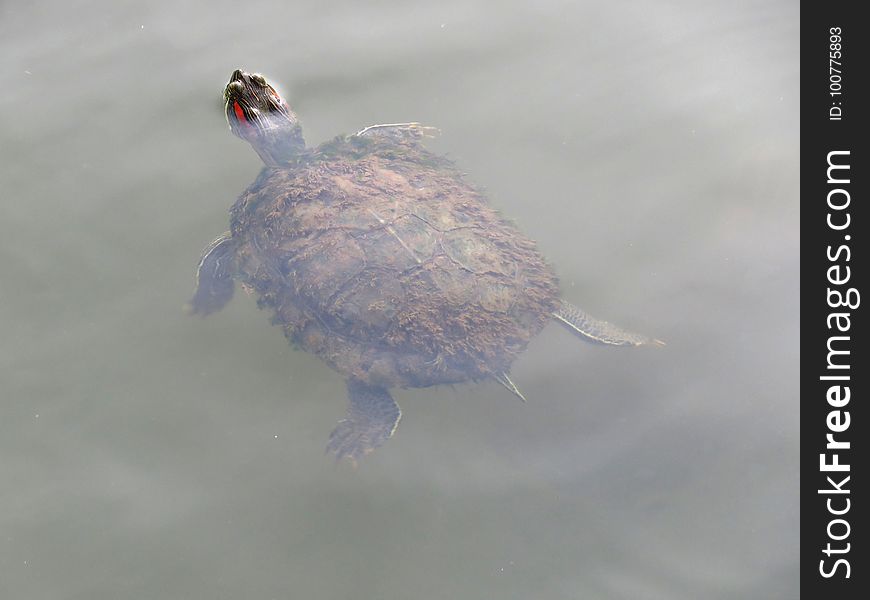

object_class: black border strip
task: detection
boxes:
[802,3,868,595]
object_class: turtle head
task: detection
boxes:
[224,69,305,166]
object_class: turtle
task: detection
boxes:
[188,69,661,462]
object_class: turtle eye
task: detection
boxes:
[225,80,244,99]
[251,73,266,86]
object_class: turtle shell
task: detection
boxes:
[229,136,560,388]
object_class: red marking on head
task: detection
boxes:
[233,101,246,123]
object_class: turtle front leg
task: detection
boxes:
[186,232,236,316]
[326,380,402,463]
[354,122,439,142]
[552,299,664,347]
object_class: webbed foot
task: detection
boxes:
[326,380,402,463]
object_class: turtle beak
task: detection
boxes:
[230,69,245,83]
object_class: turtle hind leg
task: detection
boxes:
[185,232,236,316]
[553,299,664,347]
[327,380,402,463]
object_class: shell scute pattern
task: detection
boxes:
[229,148,560,384]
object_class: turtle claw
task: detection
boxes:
[326,381,402,463]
